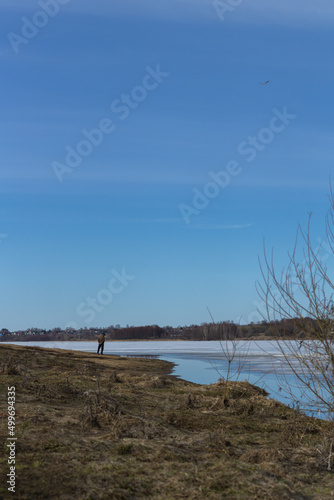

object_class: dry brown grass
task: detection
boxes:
[1,343,334,499]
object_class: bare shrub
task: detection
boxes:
[81,391,121,429]
[206,308,252,404]
[0,356,22,375]
[258,185,334,418]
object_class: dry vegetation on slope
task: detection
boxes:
[1,344,334,499]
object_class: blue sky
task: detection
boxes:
[0,0,333,330]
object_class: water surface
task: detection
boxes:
[3,340,326,418]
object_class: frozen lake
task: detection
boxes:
[2,340,328,418]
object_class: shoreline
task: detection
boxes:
[0,336,297,343]
[1,343,333,499]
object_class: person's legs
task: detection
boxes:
[100,343,104,355]
[97,344,101,354]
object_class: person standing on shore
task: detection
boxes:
[97,333,106,355]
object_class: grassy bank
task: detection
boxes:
[1,344,334,499]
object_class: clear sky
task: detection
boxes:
[1,0,334,331]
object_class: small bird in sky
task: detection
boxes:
[260,80,270,85]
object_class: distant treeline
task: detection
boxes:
[0,318,315,342]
